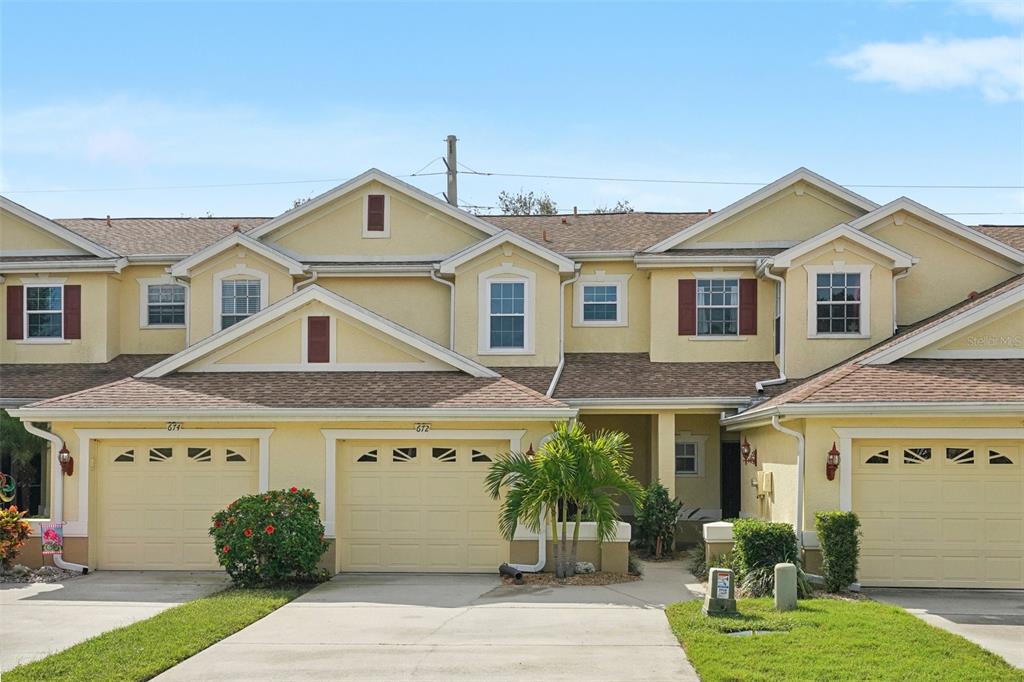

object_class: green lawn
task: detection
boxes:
[666,598,1023,682]
[6,586,306,682]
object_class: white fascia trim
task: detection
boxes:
[477,263,536,355]
[136,284,499,378]
[861,280,1024,365]
[562,251,635,260]
[645,168,879,253]
[439,230,575,274]
[635,255,769,268]
[722,401,1024,426]
[850,197,1024,266]
[805,263,873,339]
[247,168,501,240]
[1,196,119,258]
[309,264,436,276]
[0,258,126,273]
[568,397,751,408]
[573,272,630,327]
[770,223,915,269]
[170,231,305,277]
[138,276,188,329]
[12,408,577,421]
[913,348,1024,359]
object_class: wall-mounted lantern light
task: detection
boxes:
[740,437,757,466]
[826,442,840,481]
[58,444,74,477]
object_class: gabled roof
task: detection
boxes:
[2,195,119,258]
[247,168,502,241]
[56,217,267,257]
[438,230,576,274]
[644,168,879,253]
[137,285,499,379]
[850,197,1024,266]
[169,231,305,277]
[768,223,915,269]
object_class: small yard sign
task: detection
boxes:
[703,567,737,616]
[41,522,64,555]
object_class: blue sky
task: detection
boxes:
[2,1,1022,223]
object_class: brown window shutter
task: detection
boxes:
[6,285,23,340]
[367,195,385,231]
[64,285,82,339]
[677,280,696,335]
[307,316,330,363]
[739,279,758,335]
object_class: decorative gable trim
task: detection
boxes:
[861,279,1024,365]
[438,230,576,274]
[849,197,1024,267]
[644,168,879,253]
[136,284,499,378]
[1,196,118,258]
[246,168,502,241]
[768,223,916,269]
[169,231,305,277]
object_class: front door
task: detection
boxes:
[720,440,741,520]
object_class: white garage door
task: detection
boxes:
[337,440,507,572]
[95,441,258,570]
[853,439,1023,588]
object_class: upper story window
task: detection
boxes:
[489,281,525,349]
[696,279,739,336]
[362,193,390,238]
[815,272,861,334]
[574,273,629,327]
[220,279,262,329]
[146,284,186,326]
[25,285,63,338]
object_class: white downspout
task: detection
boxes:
[546,267,581,397]
[892,269,911,334]
[508,504,547,573]
[293,271,318,293]
[430,270,456,350]
[22,422,88,573]
[756,264,787,393]
[770,415,804,549]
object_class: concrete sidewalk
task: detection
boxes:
[158,560,700,681]
[1,571,226,671]
[869,588,1024,668]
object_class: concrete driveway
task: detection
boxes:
[1,571,227,671]
[158,561,699,681]
[869,588,1024,668]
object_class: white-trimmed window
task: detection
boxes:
[479,264,535,354]
[145,283,186,326]
[675,432,707,477]
[696,278,739,336]
[806,264,872,338]
[573,273,629,327]
[362,193,390,238]
[25,284,63,339]
[220,280,261,329]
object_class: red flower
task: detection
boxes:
[222,545,230,553]
[214,520,222,528]
[289,486,298,493]
[244,528,253,537]
[265,524,275,535]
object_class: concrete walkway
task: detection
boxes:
[869,588,1024,668]
[1,571,227,671]
[158,560,700,681]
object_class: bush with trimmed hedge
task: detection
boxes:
[210,487,329,587]
[815,510,861,592]
[730,518,809,597]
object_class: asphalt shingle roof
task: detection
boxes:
[0,355,169,403]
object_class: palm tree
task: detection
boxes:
[485,421,643,578]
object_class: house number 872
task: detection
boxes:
[415,423,431,433]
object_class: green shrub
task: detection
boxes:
[815,511,861,592]
[0,505,32,569]
[687,539,707,580]
[634,482,682,558]
[210,488,329,587]
[731,518,810,597]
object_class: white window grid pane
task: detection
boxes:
[696,279,739,335]
[26,286,62,312]
[815,273,861,333]
[489,281,526,348]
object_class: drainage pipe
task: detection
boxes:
[430,270,456,350]
[292,271,318,293]
[755,265,787,393]
[22,422,88,573]
[508,504,547,573]
[891,269,911,334]
[546,268,581,397]
[770,416,805,549]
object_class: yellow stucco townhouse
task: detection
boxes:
[1,167,1021,588]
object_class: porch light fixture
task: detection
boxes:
[740,437,757,466]
[826,442,840,481]
[58,444,74,477]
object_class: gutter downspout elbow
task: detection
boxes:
[22,422,88,573]
[756,264,787,393]
[770,415,805,549]
[430,270,456,350]
[892,269,911,334]
[508,505,547,573]
[293,271,318,293]
[546,268,581,397]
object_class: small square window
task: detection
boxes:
[147,284,186,326]
[813,272,862,335]
[675,442,699,475]
[582,285,619,322]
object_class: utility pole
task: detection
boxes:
[444,134,458,207]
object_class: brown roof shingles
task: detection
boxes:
[54,217,268,257]
[483,212,709,253]
[974,225,1024,251]
[24,372,568,411]
[0,355,169,403]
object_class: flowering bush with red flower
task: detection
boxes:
[1,505,32,569]
[209,487,328,587]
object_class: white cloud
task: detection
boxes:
[955,0,1024,23]
[831,36,1024,101]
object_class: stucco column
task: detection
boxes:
[656,412,676,500]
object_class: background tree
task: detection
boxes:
[593,200,634,214]
[497,190,558,216]
[0,410,45,512]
